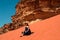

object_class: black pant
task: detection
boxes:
[23,29,31,36]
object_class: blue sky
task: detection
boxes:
[0,0,19,27]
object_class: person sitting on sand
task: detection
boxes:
[22,23,31,36]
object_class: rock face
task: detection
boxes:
[12,0,60,22]
[0,0,60,34]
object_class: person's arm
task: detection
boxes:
[25,26,29,32]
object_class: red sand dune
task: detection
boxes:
[0,15,60,40]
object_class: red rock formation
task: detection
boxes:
[12,0,60,23]
[0,0,60,34]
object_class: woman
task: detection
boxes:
[22,23,31,36]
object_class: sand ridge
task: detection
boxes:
[0,15,60,40]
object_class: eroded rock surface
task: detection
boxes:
[0,0,60,34]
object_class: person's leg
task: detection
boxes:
[22,29,32,36]
[24,29,31,35]
[22,31,26,36]
[27,29,31,35]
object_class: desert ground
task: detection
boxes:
[0,14,60,40]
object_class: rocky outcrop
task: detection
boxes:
[12,0,60,22]
[0,0,60,34]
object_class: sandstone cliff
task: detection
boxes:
[0,0,60,34]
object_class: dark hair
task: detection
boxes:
[25,23,29,26]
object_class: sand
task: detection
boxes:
[0,14,60,40]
